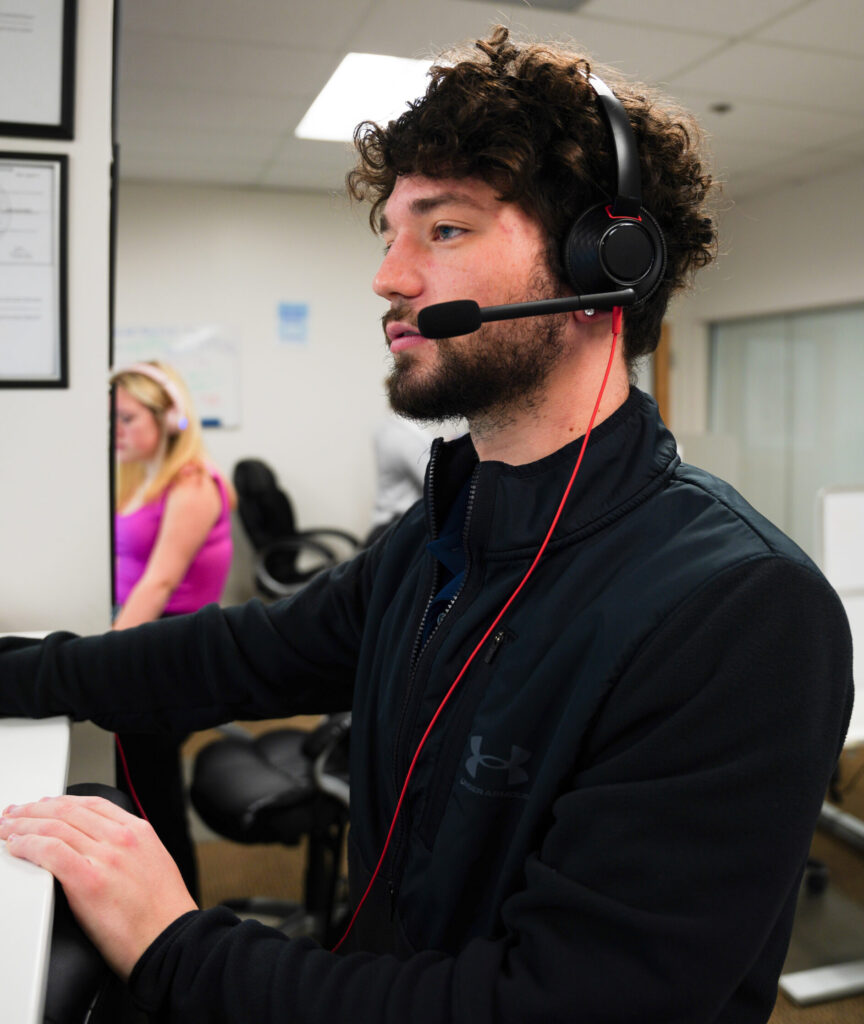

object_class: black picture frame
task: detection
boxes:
[0,152,69,388]
[0,0,77,140]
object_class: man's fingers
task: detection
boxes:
[3,830,91,888]
[0,812,100,855]
[5,793,137,824]
[58,794,140,826]
[2,794,198,981]
[2,795,144,848]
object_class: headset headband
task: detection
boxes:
[584,72,642,218]
[112,362,189,433]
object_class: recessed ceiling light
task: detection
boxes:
[295,53,433,143]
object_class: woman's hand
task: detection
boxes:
[0,794,198,979]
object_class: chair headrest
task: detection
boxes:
[234,458,278,497]
[233,458,297,550]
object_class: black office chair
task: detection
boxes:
[189,713,351,946]
[233,459,360,599]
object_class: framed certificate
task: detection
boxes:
[0,153,68,388]
[0,0,77,139]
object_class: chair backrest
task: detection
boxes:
[233,458,298,552]
[233,457,361,599]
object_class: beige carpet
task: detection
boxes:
[197,838,306,909]
[186,727,864,1020]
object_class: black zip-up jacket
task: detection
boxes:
[0,390,853,1023]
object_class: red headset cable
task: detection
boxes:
[331,307,623,952]
[114,733,150,822]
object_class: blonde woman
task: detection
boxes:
[110,360,235,899]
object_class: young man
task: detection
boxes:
[0,27,852,1024]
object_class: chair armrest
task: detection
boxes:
[303,713,351,809]
[301,712,350,757]
[256,536,339,597]
[314,756,350,808]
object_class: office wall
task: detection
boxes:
[669,162,864,435]
[114,182,391,602]
[113,160,864,604]
[0,2,115,633]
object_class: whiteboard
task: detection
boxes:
[114,325,240,428]
[818,487,864,743]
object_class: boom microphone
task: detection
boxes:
[416,288,637,339]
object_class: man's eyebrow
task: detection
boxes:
[378,191,487,234]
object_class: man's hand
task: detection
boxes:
[0,794,198,979]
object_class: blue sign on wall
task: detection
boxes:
[278,302,309,344]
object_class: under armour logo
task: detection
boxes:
[466,736,530,785]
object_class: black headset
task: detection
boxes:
[562,73,666,306]
[416,70,668,340]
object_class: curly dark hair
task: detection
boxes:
[347,26,718,365]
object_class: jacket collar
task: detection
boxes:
[426,388,679,556]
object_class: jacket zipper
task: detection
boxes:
[386,458,479,912]
[484,628,510,664]
[419,468,478,653]
[389,441,443,802]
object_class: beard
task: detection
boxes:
[385,272,568,426]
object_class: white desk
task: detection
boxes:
[0,716,71,1023]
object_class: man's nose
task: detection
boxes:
[373,237,423,301]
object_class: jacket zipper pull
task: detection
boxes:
[388,881,398,920]
[484,629,509,664]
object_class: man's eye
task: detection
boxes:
[435,225,464,241]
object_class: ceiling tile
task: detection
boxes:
[709,135,799,177]
[837,130,864,155]
[118,0,367,49]
[669,88,864,148]
[348,0,724,83]
[260,162,351,193]
[113,0,864,197]
[118,153,269,188]
[118,85,307,136]
[722,145,863,201]
[781,147,864,179]
[668,41,864,115]
[722,168,786,201]
[269,136,356,171]
[262,136,356,190]
[119,32,340,100]
[118,125,280,164]
[756,0,864,57]
[579,0,802,37]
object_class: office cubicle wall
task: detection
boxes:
[0,3,115,635]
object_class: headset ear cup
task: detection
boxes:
[563,204,610,295]
[163,405,189,435]
[563,204,666,304]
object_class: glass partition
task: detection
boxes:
[709,303,864,559]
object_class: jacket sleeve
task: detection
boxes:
[126,557,854,1024]
[0,545,379,734]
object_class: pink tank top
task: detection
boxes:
[114,468,233,614]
